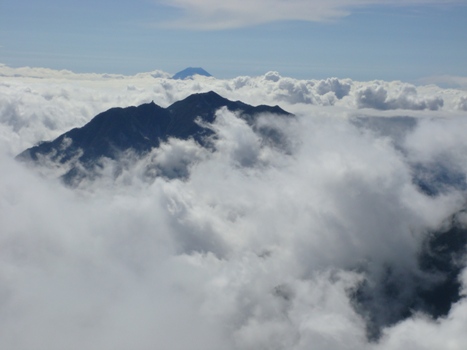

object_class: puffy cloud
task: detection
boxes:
[224,72,352,106]
[1,64,467,349]
[354,82,444,110]
[315,77,352,99]
[457,96,467,111]
[377,295,467,349]
[1,64,459,158]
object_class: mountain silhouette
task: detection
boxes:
[172,67,212,80]
[17,91,292,182]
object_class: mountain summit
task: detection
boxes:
[172,67,212,80]
[17,91,292,184]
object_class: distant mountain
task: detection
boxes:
[172,67,212,80]
[17,91,292,184]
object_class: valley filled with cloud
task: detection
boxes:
[1,64,467,349]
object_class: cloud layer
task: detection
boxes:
[2,64,466,156]
[1,65,467,349]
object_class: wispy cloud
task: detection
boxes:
[156,0,464,29]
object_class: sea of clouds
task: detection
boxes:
[1,64,467,349]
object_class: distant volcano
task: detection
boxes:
[172,67,212,80]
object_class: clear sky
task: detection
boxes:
[1,0,466,81]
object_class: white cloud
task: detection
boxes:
[457,96,467,111]
[354,81,444,110]
[377,295,467,349]
[419,74,467,90]
[1,65,467,349]
[155,0,464,29]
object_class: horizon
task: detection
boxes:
[1,1,467,83]
[1,62,467,91]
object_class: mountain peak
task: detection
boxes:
[172,67,212,80]
[17,92,293,185]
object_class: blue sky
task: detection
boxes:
[1,0,466,81]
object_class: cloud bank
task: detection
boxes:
[1,65,467,349]
[2,64,465,157]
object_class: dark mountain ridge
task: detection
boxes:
[14,91,467,341]
[17,91,292,181]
